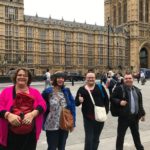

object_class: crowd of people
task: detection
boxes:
[0,67,146,150]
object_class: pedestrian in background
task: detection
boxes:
[0,67,46,150]
[100,72,107,85]
[106,72,117,96]
[75,71,109,150]
[140,71,146,85]
[42,71,76,150]
[136,71,140,83]
[111,73,145,150]
[44,69,51,89]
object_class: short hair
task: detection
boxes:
[85,69,95,76]
[12,67,32,86]
[124,72,133,77]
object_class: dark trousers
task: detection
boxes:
[83,116,104,150]
[0,130,36,150]
[46,129,69,150]
[116,116,144,150]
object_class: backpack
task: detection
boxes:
[43,74,47,80]
[109,78,117,88]
[97,83,105,98]
[10,92,34,134]
[110,85,125,117]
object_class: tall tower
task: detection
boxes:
[105,0,150,71]
[0,0,24,73]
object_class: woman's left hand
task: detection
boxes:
[22,112,34,125]
[22,110,39,125]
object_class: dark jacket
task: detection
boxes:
[75,84,109,119]
[111,84,145,119]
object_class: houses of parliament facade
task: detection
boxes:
[0,0,149,75]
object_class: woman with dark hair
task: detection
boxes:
[42,71,76,150]
[0,67,46,150]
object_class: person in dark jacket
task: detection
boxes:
[111,73,145,150]
[75,71,109,150]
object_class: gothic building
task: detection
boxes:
[105,0,150,72]
[0,0,131,75]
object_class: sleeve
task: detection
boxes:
[42,89,49,101]
[0,110,7,118]
[36,105,44,114]
[75,87,83,106]
[34,90,46,113]
[0,89,9,118]
[138,90,146,117]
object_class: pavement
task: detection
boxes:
[0,80,150,150]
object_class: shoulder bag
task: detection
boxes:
[86,86,107,122]
[55,90,74,131]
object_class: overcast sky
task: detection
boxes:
[24,0,104,26]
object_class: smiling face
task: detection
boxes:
[16,70,29,87]
[56,77,65,87]
[86,72,96,86]
[124,74,133,87]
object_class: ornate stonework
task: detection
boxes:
[0,0,129,76]
[105,0,150,71]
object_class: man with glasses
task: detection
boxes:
[111,73,145,150]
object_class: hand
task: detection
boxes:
[140,116,145,122]
[7,113,21,127]
[22,112,34,125]
[70,127,74,132]
[22,110,39,125]
[79,94,84,103]
[120,100,128,106]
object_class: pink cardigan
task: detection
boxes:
[0,86,46,147]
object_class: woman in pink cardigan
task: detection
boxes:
[0,68,46,150]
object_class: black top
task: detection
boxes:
[111,84,145,118]
[75,84,109,119]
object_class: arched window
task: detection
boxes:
[118,3,121,25]
[145,0,149,22]
[139,0,143,22]
[140,48,148,68]
[123,0,127,23]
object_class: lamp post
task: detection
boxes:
[3,55,7,75]
[64,39,66,72]
[107,17,110,69]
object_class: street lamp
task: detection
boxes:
[64,39,67,72]
[3,55,7,75]
[107,17,110,69]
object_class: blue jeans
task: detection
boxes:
[46,129,69,150]
[83,116,104,150]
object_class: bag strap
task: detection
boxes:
[97,83,105,98]
[120,85,126,99]
[85,85,96,106]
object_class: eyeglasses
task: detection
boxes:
[86,77,95,79]
[17,74,28,77]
